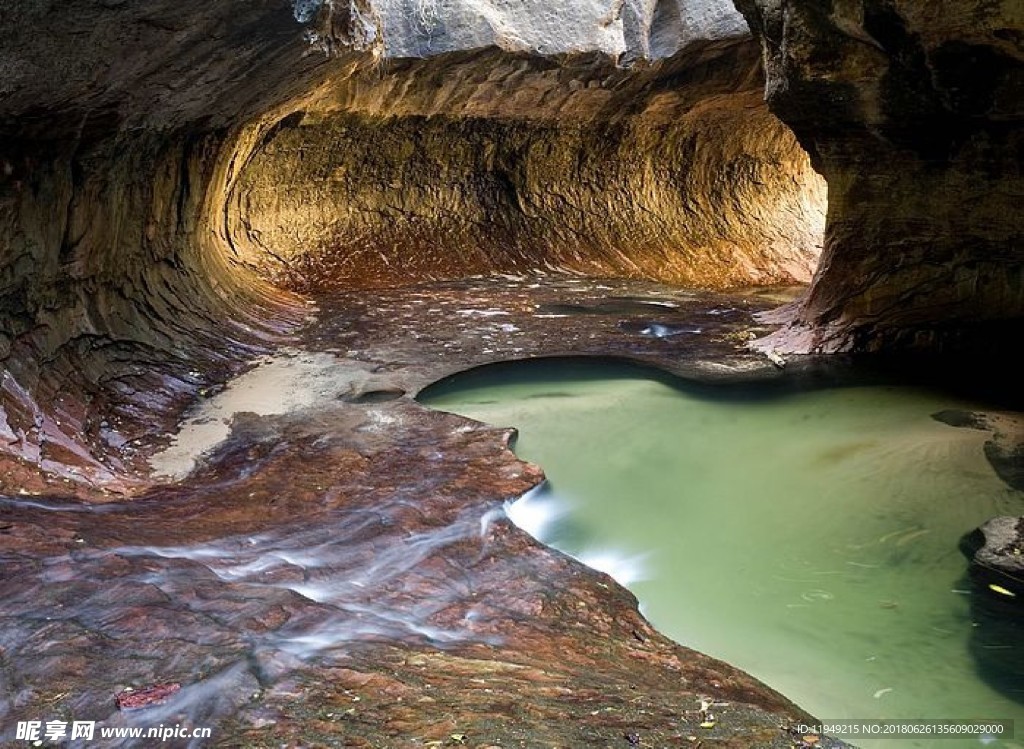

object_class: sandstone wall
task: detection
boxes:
[0,0,828,488]
[228,43,823,291]
[736,0,1024,352]
[0,0,344,487]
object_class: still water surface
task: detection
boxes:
[420,359,1024,748]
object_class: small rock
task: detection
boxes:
[962,516,1024,599]
[115,683,181,710]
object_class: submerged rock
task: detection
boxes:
[961,514,1024,702]
[933,408,1024,492]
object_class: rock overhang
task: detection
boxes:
[354,0,750,60]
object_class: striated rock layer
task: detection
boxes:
[736,0,1024,352]
[0,0,342,489]
[0,0,825,488]
[231,42,824,292]
[0,279,848,748]
[1,0,1018,744]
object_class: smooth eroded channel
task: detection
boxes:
[419,358,1024,748]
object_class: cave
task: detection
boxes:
[0,0,1021,746]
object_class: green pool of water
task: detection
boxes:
[420,359,1024,748]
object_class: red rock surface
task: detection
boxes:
[0,279,845,747]
[116,684,182,710]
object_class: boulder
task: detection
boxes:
[962,516,1024,600]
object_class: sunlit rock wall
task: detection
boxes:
[228,42,824,291]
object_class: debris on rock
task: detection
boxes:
[115,683,182,710]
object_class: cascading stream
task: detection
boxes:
[0,493,509,747]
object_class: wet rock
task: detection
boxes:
[116,683,182,710]
[341,388,407,404]
[0,280,845,748]
[960,514,1024,703]
[619,320,703,338]
[962,516,1024,600]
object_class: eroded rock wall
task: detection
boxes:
[229,43,824,291]
[736,0,1024,352]
[0,125,313,490]
[0,0,829,489]
[0,0,357,489]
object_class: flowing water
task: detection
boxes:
[420,358,1024,748]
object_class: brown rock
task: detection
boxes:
[735,0,1024,353]
[116,683,182,710]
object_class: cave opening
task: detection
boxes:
[0,31,832,491]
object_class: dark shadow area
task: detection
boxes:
[953,565,1024,707]
[340,388,407,404]
[418,352,1024,412]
